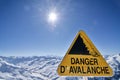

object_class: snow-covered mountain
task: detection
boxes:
[0,54,120,80]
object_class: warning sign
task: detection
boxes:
[57,30,113,76]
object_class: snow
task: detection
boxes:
[0,54,120,80]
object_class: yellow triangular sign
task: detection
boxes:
[57,30,113,76]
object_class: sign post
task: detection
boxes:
[57,30,113,77]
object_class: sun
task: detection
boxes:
[48,12,57,23]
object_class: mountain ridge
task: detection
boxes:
[0,54,120,80]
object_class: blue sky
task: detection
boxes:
[0,0,120,56]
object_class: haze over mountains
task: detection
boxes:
[0,54,120,80]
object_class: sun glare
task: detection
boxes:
[48,12,57,23]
